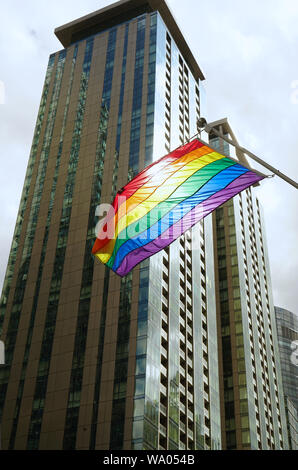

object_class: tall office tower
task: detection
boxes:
[0,0,222,450]
[274,306,298,449]
[284,398,298,450]
[209,119,289,450]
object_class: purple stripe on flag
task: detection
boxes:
[115,171,263,276]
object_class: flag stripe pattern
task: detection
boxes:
[92,138,264,276]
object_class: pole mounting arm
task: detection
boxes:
[197,118,298,190]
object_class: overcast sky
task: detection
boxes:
[0,0,297,313]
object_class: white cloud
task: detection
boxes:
[0,0,297,313]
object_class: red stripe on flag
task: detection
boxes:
[92,139,204,255]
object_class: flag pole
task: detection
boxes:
[197,118,298,190]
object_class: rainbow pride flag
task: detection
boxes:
[92,138,265,277]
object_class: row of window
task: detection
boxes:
[162,33,210,449]
[178,237,197,450]
[144,14,157,167]
[239,195,271,448]
[164,33,171,153]
[216,206,237,449]
[0,55,56,338]
[65,26,119,450]
[217,198,277,449]
[178,58,189,146]
[132,14,157,451]
[26,38,95,450]
[239,191,284,448]
[8,46,80,450]
[128,16,146,177]
[157,221,210,451]
[109,18,145,450]
[1,52,67,448]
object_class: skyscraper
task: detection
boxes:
[274,306,298,449]
[0,0,289,452]
[0,0,222,450]
[209,119,289,450]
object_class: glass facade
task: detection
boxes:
[26,38,94,450]
[0,54,56,337]
[90,23,129,451]
[63,27,118,450]
[8,45,79,450]
[210,126,289,450]
[130,12,221,451]
[0,5,223,451]
[275,307,298,411]
[274,307,298,449]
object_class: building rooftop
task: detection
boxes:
[208,117,251,168]
[55,0,205,81]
